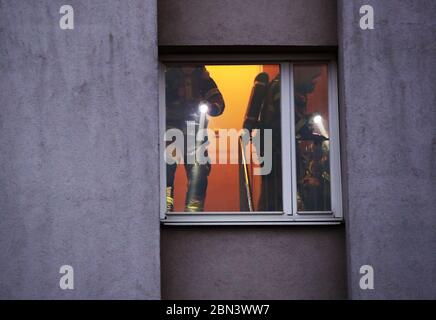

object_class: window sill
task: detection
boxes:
[161,214,343,226]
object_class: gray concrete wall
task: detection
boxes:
[338,0,436,299]
[161,226,347,300]
[158,0,338,46]
[8,0,434,301]
[0,0,160,299]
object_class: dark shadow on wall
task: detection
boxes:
[158,0,338,46]
[161,225,347,300]
[158,45,338,55]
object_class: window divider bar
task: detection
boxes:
[328,61,344,219]
[289,63,299,216]
[280,63,293,216]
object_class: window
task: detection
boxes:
[159,55,342,225]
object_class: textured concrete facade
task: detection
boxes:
[158,0,338,46]
[162,226,347,300]
[0,0,160,299]
[1,0,435,300]
[338,0,436,299]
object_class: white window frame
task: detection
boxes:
[159,54,343,225]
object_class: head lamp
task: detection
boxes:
[313,114,323,125]
[199,103,209,114]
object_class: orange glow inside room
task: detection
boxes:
[171,64,280,212]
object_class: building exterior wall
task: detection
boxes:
[158,0,347,300]
[1,0,434,300]
[0,0,160,299]
[161,226,347,300]
[338,0,436,299]
[158,0,338,46]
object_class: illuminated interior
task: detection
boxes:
[171,64,280,212]
[167,63,329,212]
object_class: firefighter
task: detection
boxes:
[242,72,282,211]
[165,65,225,212]
[294,66,330,211]
[242,66,329,212]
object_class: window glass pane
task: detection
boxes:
[293,64,331,212]
[164,64,282,212]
